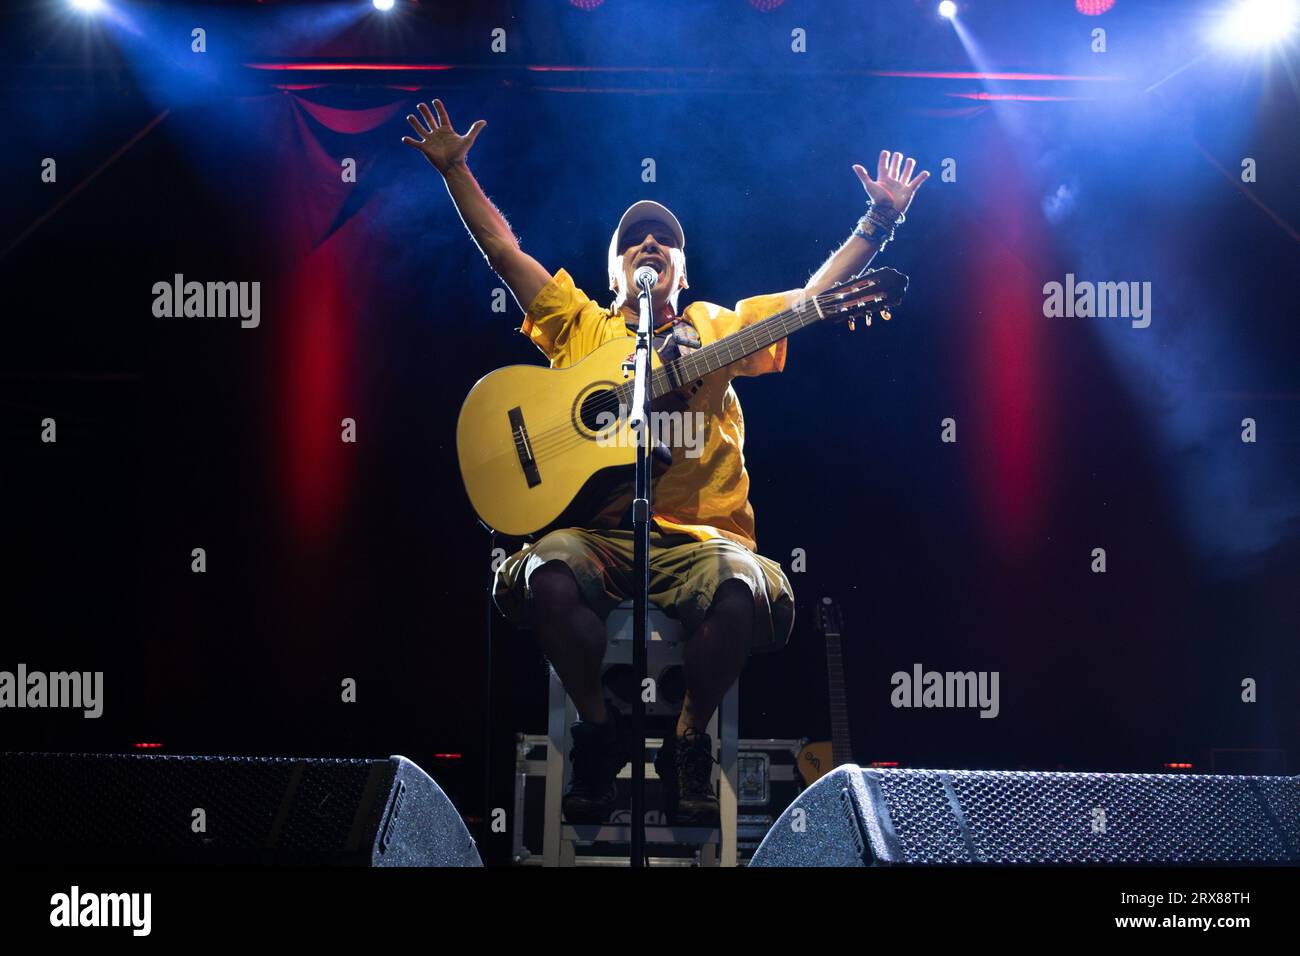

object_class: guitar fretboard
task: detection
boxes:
[611,290,829,406]
[826,633,852,767]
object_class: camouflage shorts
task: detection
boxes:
[492,527,796,653]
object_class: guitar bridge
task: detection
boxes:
[507,406,541,488]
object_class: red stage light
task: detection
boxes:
[872,70,1107,81]
[946,91,1089,101]
[245,63,454,71]
[1075,0,1116,14]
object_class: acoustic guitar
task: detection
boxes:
[456,269,908,537]
[796,596,853,787]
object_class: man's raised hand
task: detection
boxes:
[403,99,486,174]
[852,151,930,215]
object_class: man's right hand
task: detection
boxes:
[408,98,553,312]
[403,99,485,175]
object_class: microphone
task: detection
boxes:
[633,265,659,293]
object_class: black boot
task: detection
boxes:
[654,727,720,827]
[562,706,630,825]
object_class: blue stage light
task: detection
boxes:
[938,2,958,19]
[1214,0,1298,48]
[373,0,395,11]
[70,0,105,12]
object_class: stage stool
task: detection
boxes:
[542,599,740,866]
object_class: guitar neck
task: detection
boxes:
[618,292,829,403]
[826,632,853,767]
[657,297,823,394]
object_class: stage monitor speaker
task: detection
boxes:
[750,766,1300,866]
[0,752,482,866]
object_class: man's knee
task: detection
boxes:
[700,541,762,614]
[707,577,755,620]
[527,559,608,665]
[528,559,582,620]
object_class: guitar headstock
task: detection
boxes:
[814,596,843,639]
[816,267,909,331]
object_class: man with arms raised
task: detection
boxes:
[405,99,928,826]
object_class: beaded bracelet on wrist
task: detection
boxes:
[853,200,904,249]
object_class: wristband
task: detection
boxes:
[853,201,904,249]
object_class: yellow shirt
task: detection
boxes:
[520,268,789,552]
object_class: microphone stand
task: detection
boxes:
[627,268,657,868]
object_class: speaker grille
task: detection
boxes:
[874,769,1299,864]
[874,769,969,863]
[0,752,383,857]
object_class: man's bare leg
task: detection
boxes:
[677,579,753,737]
[529,560,608,723]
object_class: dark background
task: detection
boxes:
[2,0,1297,864]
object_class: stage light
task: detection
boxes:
[1214,0,1299,48]
[70,0,105,12]
[372,0,395,11]
[938,1,958,19]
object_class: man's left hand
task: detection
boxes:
[853,151,930,215]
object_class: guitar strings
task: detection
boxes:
[472,312,789,462]
[475,283,883,464]
[486,283,881,464]
[505,297,815,461]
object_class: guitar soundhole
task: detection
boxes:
[576,386,623,436]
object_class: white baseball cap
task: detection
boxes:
[608,200,687,295]
[611,200,686,253]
